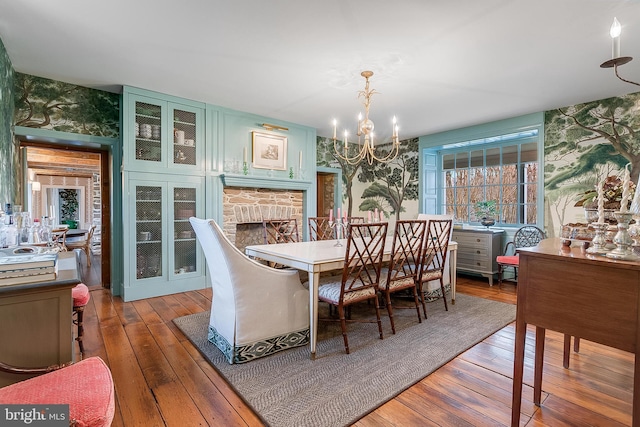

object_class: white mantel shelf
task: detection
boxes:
[221,174,312,191]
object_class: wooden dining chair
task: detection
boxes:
[66,225,96,267]
[378,219,427,334]
[317,222,388,354]
[308,216,333,241]
[417,218,453,318]
[51,228,69,251]
[262,218,300,244]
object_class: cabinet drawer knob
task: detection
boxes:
[476,238,481,242]
[476,250,481,254]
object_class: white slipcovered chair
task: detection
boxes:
[189,217,310,364]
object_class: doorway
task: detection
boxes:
[21,143,111,288]
[316,171,337,217]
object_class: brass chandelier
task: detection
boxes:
[332,71,400,165]
[600,18,639,87]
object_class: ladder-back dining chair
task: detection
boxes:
[417,218,453,318]
[496,225,545,286]
[316,222,388,354]
[308,216,334,241]
[378,219,427,334]
[262,218,301,244]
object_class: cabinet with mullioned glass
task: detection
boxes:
[124,88,205,173]
[123,173,205,301]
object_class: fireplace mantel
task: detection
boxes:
[221,173,312,191]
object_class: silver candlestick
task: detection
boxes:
[606,211,638,260]
[586,222,611,255]
[329,218,348,247]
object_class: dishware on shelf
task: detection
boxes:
[138,231,152,241]
[183,139,194,147]
[151,124,161,140]
[140,124,152,139]
[174,129,185,145]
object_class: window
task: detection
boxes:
[439,131,539,226]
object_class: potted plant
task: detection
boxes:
[474,200,499,227]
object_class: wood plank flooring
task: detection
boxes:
[78,254,633,426]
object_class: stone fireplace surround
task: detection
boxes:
[222,187,303,252]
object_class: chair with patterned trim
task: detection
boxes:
[0,356,114,427]
[496,225,545,286]
[190,217,310,364]
[417,218,453,317]
[313,222,388,354]
[378,219,427,334]
[308,216,334,241]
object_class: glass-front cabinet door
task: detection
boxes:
[135,184,164,280]
[171,184,199,278]
[124,173,205,301]
[134,100,164,164]
[125,89,205,173]
[171,105,201,168]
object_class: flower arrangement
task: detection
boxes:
[575,175,636,210]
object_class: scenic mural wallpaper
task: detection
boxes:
[544,91,640,236]
[316,136,420,224]
[0,38,15,207]
[14,73,119,138]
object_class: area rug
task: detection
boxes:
[173,293,516,427]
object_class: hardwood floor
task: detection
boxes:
[79,255,633,426]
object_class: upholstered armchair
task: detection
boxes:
[189,217,310,364]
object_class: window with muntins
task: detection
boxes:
[439,131,539,226]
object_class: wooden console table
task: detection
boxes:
[511,238,640,426]
[0,251,80,386]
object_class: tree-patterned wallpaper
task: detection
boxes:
[14,73,119,138]
[0,38,15,208]
[316,136,419,222]
[544,92,640,236]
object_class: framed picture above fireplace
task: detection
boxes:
[252,131,287,170]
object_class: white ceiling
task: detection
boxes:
[1,0,640,141]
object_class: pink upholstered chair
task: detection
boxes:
[72,283,91,355]
[0,356,115,427]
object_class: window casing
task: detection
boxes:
[438,132,539,226]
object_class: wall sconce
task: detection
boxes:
[261,123,289,132]
[600,18,640,87]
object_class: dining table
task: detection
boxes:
[245,237,458,359]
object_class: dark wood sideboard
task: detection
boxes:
[511,238,640,426]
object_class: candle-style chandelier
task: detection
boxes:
[600,18,640,87]
[332,71,400,165]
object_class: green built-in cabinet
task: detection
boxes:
[124,89,205,173]
[122,87,207,301]
[123,172,205,301]
[121,86,317,301]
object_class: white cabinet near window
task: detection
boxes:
[451,228,504,285]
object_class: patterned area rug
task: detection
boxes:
[173,293,516,427]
